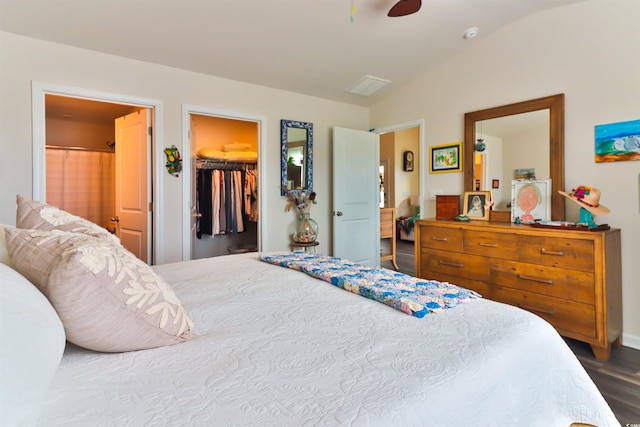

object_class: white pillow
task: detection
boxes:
[0,264,66,427]
[0,224,13,266]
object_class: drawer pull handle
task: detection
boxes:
[431,237,447,242]
[517,274,553,285]
[540,248,564,256]
[479,242,498,248]
[519,304,554,316]
[439,260,464,268]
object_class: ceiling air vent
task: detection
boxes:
[346,75,391,96]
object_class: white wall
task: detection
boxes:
[370,0,640,346]
[0,31,369,263]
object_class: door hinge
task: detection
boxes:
[148,126,152,137]
[149,202,153,212]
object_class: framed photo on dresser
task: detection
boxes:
[463,191,491,221]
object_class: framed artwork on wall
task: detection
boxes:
[430,142,462,174]
[595,118,640,163]
[511,179,552,223]
[462,191,491,221]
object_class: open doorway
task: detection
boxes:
[375,120,424,275]
[32,82,162,264]
[181,105,266,261]
[44,95,152,262]
[189,113,259,259]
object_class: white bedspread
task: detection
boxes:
[38,253,619,427]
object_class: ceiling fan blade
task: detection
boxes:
[388,0,422,17]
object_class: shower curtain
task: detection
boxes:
[46,148,115,231]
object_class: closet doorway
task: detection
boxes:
[183,107,265,260]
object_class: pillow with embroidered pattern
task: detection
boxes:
[6,227,195,353]
[15,195,119,244]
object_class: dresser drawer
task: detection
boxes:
[463,230,519,261]
[490,261,595,305]
[419,226,463,252]
[420,248,489,282]
[419,271,493,299]
[492,286,596,339]
[519,236,594,271]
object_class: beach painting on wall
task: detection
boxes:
[595,119,640,163]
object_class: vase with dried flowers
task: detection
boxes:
[284,189,318,243]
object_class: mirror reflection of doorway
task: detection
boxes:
[286,127,307,190]
[475,152,485,191]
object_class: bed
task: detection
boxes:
[0,197,620,427]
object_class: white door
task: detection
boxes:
[332,127,379,266]
[114,109,151,263]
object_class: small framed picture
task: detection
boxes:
[463,191,491,221]
[403,150,414,171]
[511,179,552,223]
[430,142,462,174]
[492,179,500,189]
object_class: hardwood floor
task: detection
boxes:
[382,238,640,425]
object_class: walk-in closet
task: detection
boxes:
[191,114,259,258]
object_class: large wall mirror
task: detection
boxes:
[463,94,565,221]
[281,119,313,195]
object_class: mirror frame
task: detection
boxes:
[463,94,565,221]
[281,119,313,196]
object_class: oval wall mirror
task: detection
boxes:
[281,119,313,195]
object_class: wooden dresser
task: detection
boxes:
[414,218,622,360]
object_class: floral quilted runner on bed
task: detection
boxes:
[258,252,481,318]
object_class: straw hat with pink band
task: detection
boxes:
[558,185,610,216]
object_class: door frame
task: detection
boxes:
[31,81,163,263]
[181,104,267,261]
[373,119,425,216]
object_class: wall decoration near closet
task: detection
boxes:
[191,114,259,258]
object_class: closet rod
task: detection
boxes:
[196,159,257,170]
[46,145,114,154]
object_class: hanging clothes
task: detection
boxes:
[197,169,213,238]
[196,161,257,239]
[244,168,258,222]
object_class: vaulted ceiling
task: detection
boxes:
[0,0,584,107]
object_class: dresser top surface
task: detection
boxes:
[418,218,619,237]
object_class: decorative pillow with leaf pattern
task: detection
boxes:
[6,227,195,353]
[15,195,119,244]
